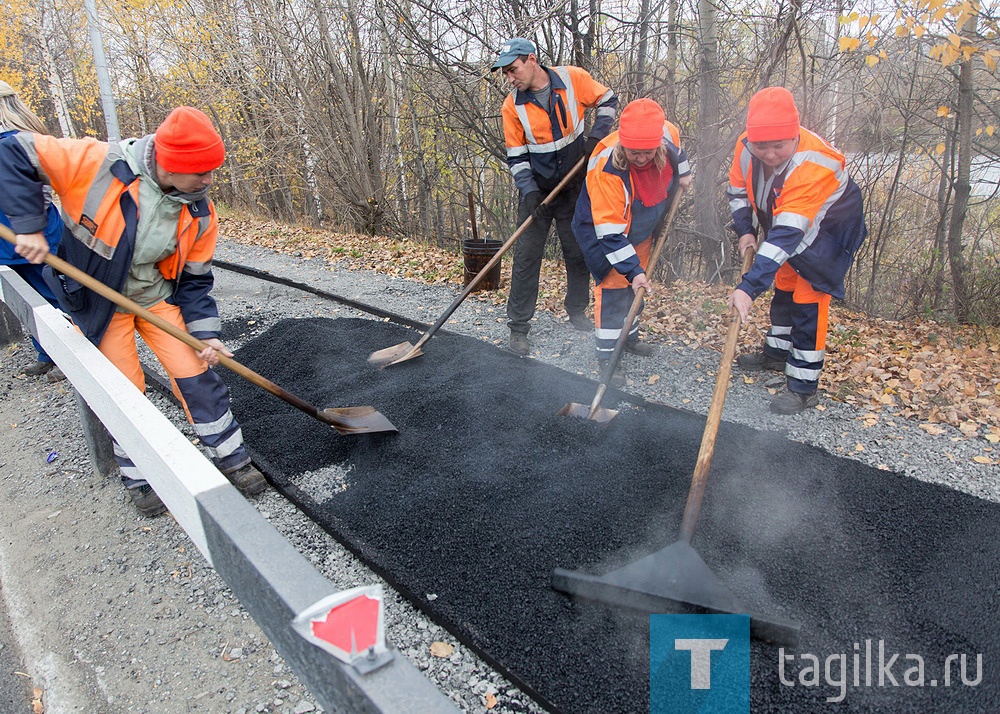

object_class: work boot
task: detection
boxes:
[625,341,655,357]
[567,312,593,332]
[597,360,626,389]
[769,390,819,415]
[20,360,55,377]
[46,367,66,383]
[128,483,167,517]
[736,352,785,372]
[223,463,268,496]
[509,332,530,356]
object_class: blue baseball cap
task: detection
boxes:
[491,38,537,70]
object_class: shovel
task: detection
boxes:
[557,185,685,423]
[553,246,801,644]
[0,225,397,435]
[367,156,587,368]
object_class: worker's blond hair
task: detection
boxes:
[611,143,667,172]
[0,81,49,134]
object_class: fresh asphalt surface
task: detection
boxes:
[222,316,999,714]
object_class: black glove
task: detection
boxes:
[533,199,553,222]
[524,190,542,213]
[584,135,600,156]
[525,190,552,222]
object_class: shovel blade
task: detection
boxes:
[367,341,423,368]
[319,406,399,435]
[556,402,619,424]
[552,540,800,646]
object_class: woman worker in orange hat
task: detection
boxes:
[727,86,867,414]
[572,98,692,384]
[0,106,266,515]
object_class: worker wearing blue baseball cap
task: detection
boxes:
[491,38,619,355]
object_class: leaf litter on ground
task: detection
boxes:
[221,216,1000,448]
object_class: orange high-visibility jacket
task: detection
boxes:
[572,123,690,282]
[0,133,220,344]
[502,65,617,195]
[727,128,867,299]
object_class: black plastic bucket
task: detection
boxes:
[462,239,503,291]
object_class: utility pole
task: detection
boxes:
[83,0,120,142]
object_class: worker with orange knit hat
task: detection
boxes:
[0,106,267,515]
[573,98,692,383]
[727,86,867,414]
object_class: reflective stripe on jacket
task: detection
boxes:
[572,122,690,283]
[502,65,617,195]
[727,128,867,300]
[0,132,220,344]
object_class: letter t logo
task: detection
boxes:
[674,638,728,689]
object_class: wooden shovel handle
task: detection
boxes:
[411,155,589,353]
[0,224,325,420]
[591,185,686,410]
[679,246,756,542]
[468,192,479,242]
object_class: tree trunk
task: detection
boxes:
[929,131,953,316]
[695,0,724,281]
[946,14,975,323]
[40,31,76,138]
[297,95,324,225]
[635,0,651,95]
[664,0,679,118]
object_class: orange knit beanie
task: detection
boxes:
[155,106,225,173]
[745,87,800,142]
[619,99,665,150]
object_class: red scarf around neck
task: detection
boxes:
[630,160,674,207]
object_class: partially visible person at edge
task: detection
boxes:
[0,106,267,516]
[572,98,692,385]
[492,37,618,356]
[0,80,66,382]
[727,86,867,415]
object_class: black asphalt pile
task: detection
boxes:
[223,317,998,713]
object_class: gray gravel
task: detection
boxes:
[212,240,997,501]
[0,237,995,713]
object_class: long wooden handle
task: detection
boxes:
[412,156,589,353]
[468,192,479,242]
[589,185,686,416]
[679,246,756,542]
[0,224,326,420]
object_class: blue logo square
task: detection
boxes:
[650,614,750,713]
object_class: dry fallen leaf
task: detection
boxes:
[647,374,660,385]
[485,692,498,709]
[32,688,43,714]
[959,420,979,434]
[972,456,994,464]
[223,216,1000,436]
[430,641,454,658]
